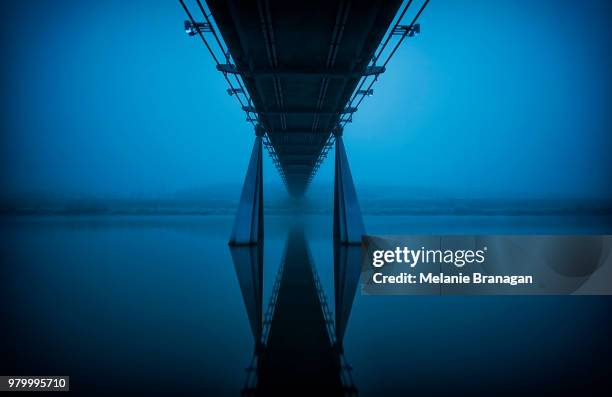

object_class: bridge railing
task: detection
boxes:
[305,0,430,187]
[179,0,288,186]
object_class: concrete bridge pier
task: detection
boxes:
[333,128,366,245]
[229,125,265,245]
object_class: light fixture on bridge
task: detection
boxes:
[356,89,374,96]
[363,65,385,76]
[392,23,421,37]
[227,88,244,96]
[184,20,212,36]
[339,115,353,124]
[216,63,240,74]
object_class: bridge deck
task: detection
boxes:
[206,0,402,195]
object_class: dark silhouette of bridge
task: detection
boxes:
[179,0,429,243]
[181,2,430,393]
[204,0,402,197]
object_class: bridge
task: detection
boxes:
[179,0,430,244]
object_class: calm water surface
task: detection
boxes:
[1,214,611,395]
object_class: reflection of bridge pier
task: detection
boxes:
[229,244,263,344]
[230,228,362,396]
[334,242,362,349]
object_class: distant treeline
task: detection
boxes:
[0,197,610,216]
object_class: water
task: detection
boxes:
[1,214,611,395]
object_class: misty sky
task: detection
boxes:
[1,0,611,200]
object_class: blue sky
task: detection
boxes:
[1,0,611,200]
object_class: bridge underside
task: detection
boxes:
[207,0,402,196]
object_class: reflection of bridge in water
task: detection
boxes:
[179,0,430,245]
[230,229,362,396]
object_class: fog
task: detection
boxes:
[1,0,611,202]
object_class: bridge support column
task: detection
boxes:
[333,128,366,245]
[229,125,264,245]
